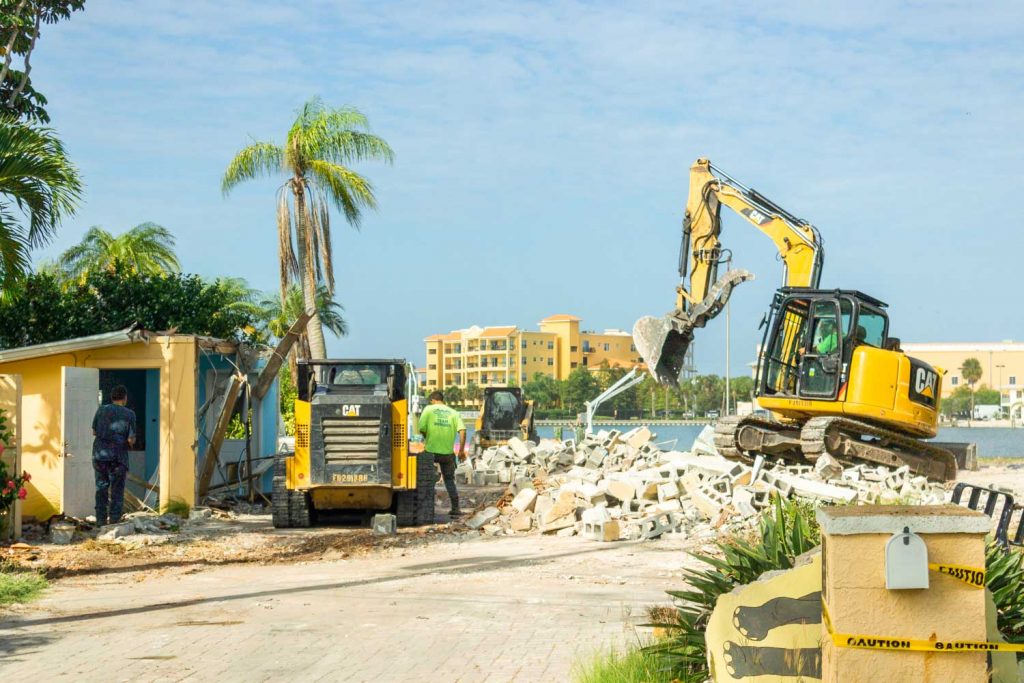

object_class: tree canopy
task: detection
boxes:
[0,263,259,348]
[58,222,180,282]
[1,1,85,123]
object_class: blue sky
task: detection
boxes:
[30,1,1024,375]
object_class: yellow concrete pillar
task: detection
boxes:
[818,505,991,682]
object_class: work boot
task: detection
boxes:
[449,507,462,518]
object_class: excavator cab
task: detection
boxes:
[759,288,889,402]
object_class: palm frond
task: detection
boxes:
[307,159,377,226]
[221,141,284,195]
[276,191,297,304]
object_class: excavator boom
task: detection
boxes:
[634,158,823,385]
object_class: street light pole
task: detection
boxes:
[723,252,732,417]
[997,364,1006,415]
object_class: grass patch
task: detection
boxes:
[573,648,671,683]
[0,568,48,606]
[161,497,190,518]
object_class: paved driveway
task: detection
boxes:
[1,533,688,682]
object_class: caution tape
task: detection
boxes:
[823,603,1024,653]
[928,563,986,588]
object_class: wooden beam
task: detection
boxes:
[253,311,312,400]
[197,374,244,497]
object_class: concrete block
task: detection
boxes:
[639,511,682,539]
[565,466,602,484]
[540,515,575,534]
[511,487,538,513]
[555,525,577,537]
[731,487,757,517]
[497,468,511,484]
[535,494,553,517]
[625,426,653,450]
[583,518,621,542]
[372,513,397,535]
[466,506,501,530]
[541,490,576,526]
[605,479,635,504]
[657,481,680,502]
[652,499,682,514]
[776,473,858,503]
[506,437,532,461]
[510,512,533,532]
[98,521,135,540]
[813,453,844,481]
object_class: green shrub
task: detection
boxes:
[161,497,190,518]
[987,542,1024,657]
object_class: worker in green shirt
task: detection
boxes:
[418,391,467,518]
[815,319,839,354]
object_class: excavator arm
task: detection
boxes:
[634,158,824,385]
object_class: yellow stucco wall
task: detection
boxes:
[0,336,198,520]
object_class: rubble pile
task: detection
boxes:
[461,426,949,541]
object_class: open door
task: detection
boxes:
[62,367,99,518]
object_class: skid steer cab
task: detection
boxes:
[272,359,435,528]
[473,387,538,456]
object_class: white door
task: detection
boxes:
[62,367,99,518]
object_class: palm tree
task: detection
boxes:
[221,97,393,358]
[960,357,983,424]
[0,116,81,289]
[59,222,180,282]
[259,284,348,366]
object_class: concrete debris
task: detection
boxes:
[469,425,954,543]
[372,513,397,535]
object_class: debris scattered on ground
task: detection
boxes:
[463,426,952,542]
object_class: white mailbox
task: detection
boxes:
[885,526,930,589]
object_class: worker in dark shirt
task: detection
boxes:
[92,384,137,525]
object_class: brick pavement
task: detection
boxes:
[0,533,688,682]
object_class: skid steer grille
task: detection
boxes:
[322,417,380,465]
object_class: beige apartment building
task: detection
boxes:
[423,314,643,391]
[901,342,1024,410]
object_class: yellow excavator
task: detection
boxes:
[633,158,956,481]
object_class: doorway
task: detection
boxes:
[99,369,160,507]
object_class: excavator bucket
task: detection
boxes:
[633,269,754,386]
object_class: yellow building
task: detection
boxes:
[901,342,1024,398]
[423,315,643,391]
[0,327,279,522]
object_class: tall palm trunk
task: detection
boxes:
[292,179,328,359]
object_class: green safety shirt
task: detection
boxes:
[418,403,466,455]
[816,331,838,354]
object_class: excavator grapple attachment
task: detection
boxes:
[633,269,754,386]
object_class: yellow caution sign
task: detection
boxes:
[928,563,986,588]
[823,603,1024,653]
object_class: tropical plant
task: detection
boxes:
[222,96,393,358]
[987,543,1024,649]
[58,222,180,282]
[444,385,463,406]
[1,1,85,123]
[0,116,81,289]
[645,496,820,681]
[259,284,347,340]
[960,357,983,421]
[0,264,259,348]
[464,381,482,404]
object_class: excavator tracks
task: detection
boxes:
[713,415,957,482]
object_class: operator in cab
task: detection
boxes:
[418,391,466,519]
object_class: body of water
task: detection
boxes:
[529,424,1024,458]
